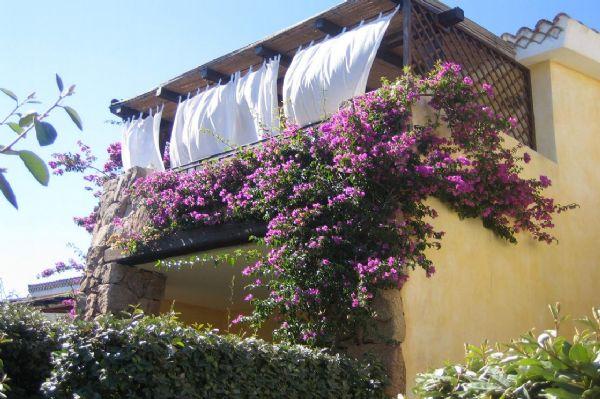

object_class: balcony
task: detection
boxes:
[110,0,536,171]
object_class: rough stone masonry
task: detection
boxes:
[78,167,166,320]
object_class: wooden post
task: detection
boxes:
[402,0,412,68]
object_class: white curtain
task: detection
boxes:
[185,80,237,161]
[169,57,280,167]
[236,56,280,139]
[283,9,397,126]
[169,96,192,168]
[122,108,165,171]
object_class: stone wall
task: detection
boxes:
[78,167,166,320]
[342,290,406,396]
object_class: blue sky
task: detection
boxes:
[1,0,598,297]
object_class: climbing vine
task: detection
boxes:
[123,63,574,346]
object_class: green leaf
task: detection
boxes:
[19,112,37,127]
[568,343,590,363]
[7,122,23,134]
[18,150,49,186]
[0,88,17,102]
[64,106,82,130]
[34,120,57,146]
[542,387,583,399]
[0,173,17,208]
[55,74,64,92]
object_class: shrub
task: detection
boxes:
[0,303,58,398]
[413,304,600,399]
[42,311,387,398]
[0,334,9,398]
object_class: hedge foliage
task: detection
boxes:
[1,306,388,399]
[413,304,600,399]
[0,302,58,399]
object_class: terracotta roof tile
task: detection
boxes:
[501,13,598,49]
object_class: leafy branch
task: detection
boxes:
[0,74,82,208]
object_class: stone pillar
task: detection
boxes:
[341,290,406,397]
[78,167,167,320]
[80,263,165,320]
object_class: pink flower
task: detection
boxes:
[539,175,552,188]
[415,165,435,177]
[523,152,531,164]
[482,83,494,97]
[463,76,474,86]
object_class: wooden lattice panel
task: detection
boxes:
[409,2,535,148]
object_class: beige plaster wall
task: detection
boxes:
[400,60,600,393]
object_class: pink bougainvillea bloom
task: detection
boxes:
[482,83,494,97]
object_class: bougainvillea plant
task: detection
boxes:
[121,63,574,347]
[49,140,123,232]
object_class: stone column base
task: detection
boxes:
[79,262,166,320]
[341,289,407,397]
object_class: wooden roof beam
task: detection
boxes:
[109,101,147,119]
[255,45,292,68]
[436,7,464,28]
[314,18,343,36]
[200,67,230,84]
[156,87,184,103]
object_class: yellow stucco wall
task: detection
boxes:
[159,300,231,330]
[401,60,600,393]
[159,299,276,339]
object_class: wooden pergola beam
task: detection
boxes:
[436,7,464,28]
[156,87,183,103]
[314,18,343,36]
[255,45,292,68]
[200,67,230,83]
[109,102,147,119]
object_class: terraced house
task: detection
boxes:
[78,0,600,395]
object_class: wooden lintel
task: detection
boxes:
[314,18,343,36]
[255,45,292,67]
[200,67,230,83]
[156,87,183,103]
[436,7,464,28]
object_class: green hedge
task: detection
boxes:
[40,311,386,398]
[0,303,58,399]
[413,304,600,399]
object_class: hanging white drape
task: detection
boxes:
[283,9,397,126]
[169,96,192,168]
[185,80,237,161]
[236,56,280,139]
[122,107,165,171]
[168,57,280,167]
